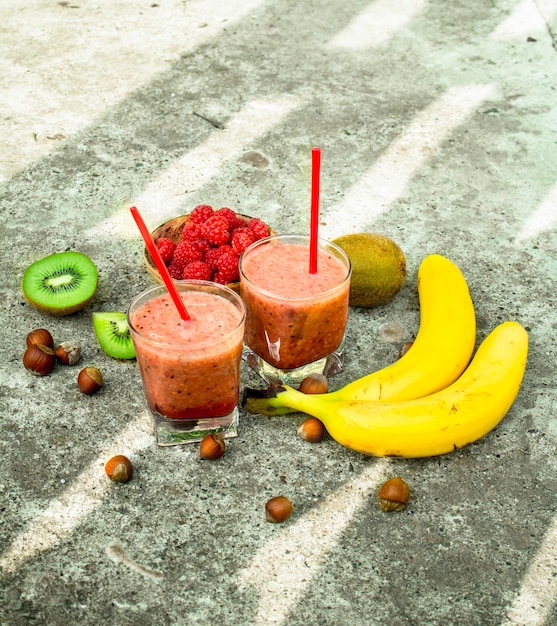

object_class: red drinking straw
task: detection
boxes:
[130,206,191,321]
[309,147,321,274]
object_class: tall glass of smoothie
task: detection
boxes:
[239,234,351,386]
[128,280,246,446]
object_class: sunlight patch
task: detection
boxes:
[490,0,557,39]
[236,459,389,625]
[328,0,427,50]
[322,83,496,238]
[514,182,557,244]
[86,95,303,239]
[0,416,153,575]
[502,515,557,625]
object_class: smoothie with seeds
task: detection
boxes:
[129,283,245,421]
[239,236,351,371]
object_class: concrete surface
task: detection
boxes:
[1,0,557,624]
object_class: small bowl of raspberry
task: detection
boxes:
[144,205,275,291]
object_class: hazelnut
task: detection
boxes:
[55,341,81,366]
[23,343,55,376]
[199,433,225,460]
[26,328,54,350]
[378,477,410,512]
[105,455,133,483]
[297,417,325,443]
[399,341,414,359]
[299,373,328,395]
[77,367,103,394]
[265,496,293,523]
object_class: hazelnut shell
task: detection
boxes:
[299,374,329,395]
[265,496,293,523]
[23,344,55,376]
[297,417,325,443]
[199,433,225,460]
[26,328,54,350]
[378,477,410,512]
[105,455,133,482]
[77,367,103,394]
[55,341,81,366]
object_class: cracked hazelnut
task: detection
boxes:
[265,496,293,523]
[297,417,325,443]
[55,341,81,366]
[23,343,55,376]
[378,477,410,512]
[199,433,225,460]
[26,328,54,350]
[77,367,102,394]
[105,455,133,483]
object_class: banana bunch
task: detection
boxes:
[243,257,529,458]
[246,254,476,417]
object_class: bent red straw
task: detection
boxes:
[130,206,191,321]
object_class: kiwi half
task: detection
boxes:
[22,251,98,316]
[92,312,136,360]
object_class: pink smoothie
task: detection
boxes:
[130,289,244,419]
[240,240,350,369]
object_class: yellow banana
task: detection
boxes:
[245,253,476,416]
[245,322,528,458]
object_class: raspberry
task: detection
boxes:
[231,227,255,254]
[248,217,270,240]
[214,207,238,227]
[168,261,185,279]
[173,240,204,266]
[182,261,212,281]
[200,216,230,246]
[182,222,202,241]
[190,204,214,223]
[156,237,176,264]
[212,272,226,284]
[214,250,240,283]
[191,238,211,257]
[205,245,233,271]
[229,215,248,230]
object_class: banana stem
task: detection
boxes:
[243,385,325,418]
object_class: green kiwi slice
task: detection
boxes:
[22,251,98,316]
[92,312,136,360]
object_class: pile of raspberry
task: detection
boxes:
[156,205,270,284]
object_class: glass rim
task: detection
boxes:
[239,233,351,301]
[127,279,246,348]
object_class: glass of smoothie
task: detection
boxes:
[128,280,246,446]
[239,234,351,386]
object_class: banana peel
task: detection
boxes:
[244,322,528,458]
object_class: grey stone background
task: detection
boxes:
[1,0,556,624]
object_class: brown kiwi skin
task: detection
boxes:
[26,293,97,317]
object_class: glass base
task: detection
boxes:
[151,407,239,446]
[242,338,346,387]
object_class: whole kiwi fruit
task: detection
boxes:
[333,233,406,307]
